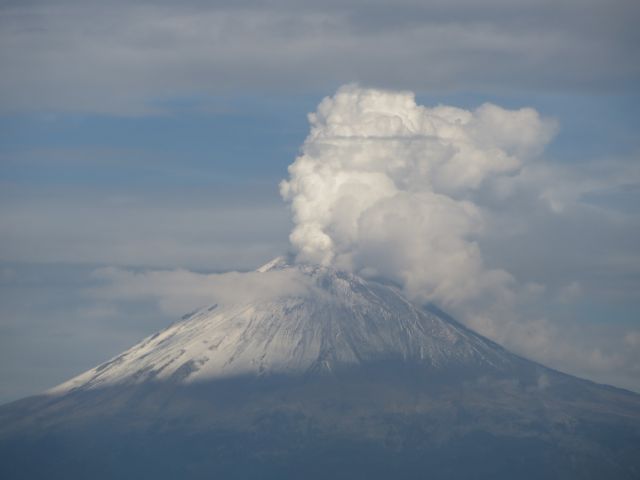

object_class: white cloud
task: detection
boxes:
[90,266,316,316]
[278,84,640,392]
[281,84,555,306]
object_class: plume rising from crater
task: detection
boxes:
[281,84,556,305]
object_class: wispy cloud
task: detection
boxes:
[1,0,638,113]
[90,266,316,316]
[0,185,290,270]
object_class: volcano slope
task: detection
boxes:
[1,260,639,479]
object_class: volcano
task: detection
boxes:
[1,258,639,479]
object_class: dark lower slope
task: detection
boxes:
[1,363,639,480]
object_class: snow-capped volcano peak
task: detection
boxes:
[50,259,516,395]
[18,261,640,480]
[255,255,290,272]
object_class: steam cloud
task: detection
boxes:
[82,84,639,392]
[281,84,556,306]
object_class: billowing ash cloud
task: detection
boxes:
[281,84,556,305]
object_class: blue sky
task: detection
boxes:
[0,0,639,403]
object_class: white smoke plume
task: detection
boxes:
[281,84,556,306]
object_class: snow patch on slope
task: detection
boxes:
[50,260,515,394]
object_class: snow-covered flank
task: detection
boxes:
[50,259,514,394]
